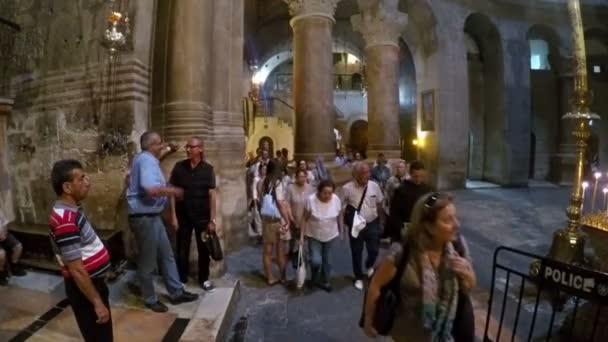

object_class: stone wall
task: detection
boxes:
[531,70,560,180]
[5,1,153,233]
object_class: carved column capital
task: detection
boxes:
[351,0,407,49]
[284,0,341,25]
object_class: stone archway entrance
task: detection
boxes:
[259,136,274,154]
[349,120,368,158]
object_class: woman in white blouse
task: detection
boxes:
[301,179,343,292]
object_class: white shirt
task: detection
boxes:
[341,180,384,223]
[305,193,341,242]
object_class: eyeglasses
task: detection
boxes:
[424,192,440,209]
[185,144,200,149]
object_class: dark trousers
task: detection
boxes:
[176,217,210,284]
[349,219,380,280]
[65,277,113,342]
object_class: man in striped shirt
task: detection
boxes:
[49,159,112,341]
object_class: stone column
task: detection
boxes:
[352,0,407,159]
[285,0,341,162]
[0,98,14,222]
[164,0,213,142]
[551,59,577,185]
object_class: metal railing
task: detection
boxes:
[263,72,364,93]
[484,246,608,341]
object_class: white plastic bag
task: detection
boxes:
[296,243,307,289]
[351,212,367,238]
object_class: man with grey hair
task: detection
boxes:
[341,161,384,290]
[127,131,198,312]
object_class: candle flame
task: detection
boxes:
[603,188,608,194]
[582,181,590,189]
[594,172,602,179]
[109,11,122,23]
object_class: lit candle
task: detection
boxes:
[592,172,602,211]
[603,187,608,213]
[582,181,590,214]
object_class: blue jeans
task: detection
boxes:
[129,215,184,304]
[349,219,380,280]
[308,237,336,284]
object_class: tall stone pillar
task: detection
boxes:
[164,0,213,142]
[0,98,14,222]
[285,0,341,161]
[352,0,407,159]
[551,60,577,185]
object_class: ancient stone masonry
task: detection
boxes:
[352,0,407,159]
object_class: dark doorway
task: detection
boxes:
[259,136,274,154]
[529,132,536,179]
[349,120,368,157]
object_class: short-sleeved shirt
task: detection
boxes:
[287,183,315,225]
[305,193,341,242]
[258,179,286,202]
[170,159,216,222]
[126,151,167,214]
[48,201,111,279]
[341,180,384,223]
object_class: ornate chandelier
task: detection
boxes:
[102,0,130,59]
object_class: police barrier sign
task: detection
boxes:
[540,258,608,304]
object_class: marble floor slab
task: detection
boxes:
[0,286,62,341]
[31,306,177,342]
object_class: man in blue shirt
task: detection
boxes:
[127,131,198,312]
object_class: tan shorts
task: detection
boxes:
[262,220,281,244]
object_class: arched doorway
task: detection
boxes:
[398,39,417,161]
[465,14,505,183]
[527,25,561,181]
[349,120,368,158]
[259,136,274,154]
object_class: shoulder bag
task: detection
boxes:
[359,243,410,336]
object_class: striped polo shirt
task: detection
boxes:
[48,201,111,279]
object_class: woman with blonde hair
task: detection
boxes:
[362,192,476,342]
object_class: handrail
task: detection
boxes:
[268,96,294,110]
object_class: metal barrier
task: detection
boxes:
[483,246,608,342]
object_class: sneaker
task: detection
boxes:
[366,267,375,278]
[169,290,199,305]
[145,301,168,313]
[201,281,216,293]
[354,279,364,291]
[10,264,26,277]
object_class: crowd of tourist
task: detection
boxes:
[245,146,477,341]
[0,132,477,341]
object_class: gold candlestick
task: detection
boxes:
[544,0,600,266]
[592,172,601,211]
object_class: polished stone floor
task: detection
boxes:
[225,186,576,342]
[0,269,237,341]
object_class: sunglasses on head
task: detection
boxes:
[424,192,440,209]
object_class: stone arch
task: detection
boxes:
[398,39,417,160]
[464,13,506,183]
[259,136,274,154]
[527,24,562,180]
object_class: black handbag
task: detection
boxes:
[202,230,223,261]
[452,235,475,342]
[359,243,410,335]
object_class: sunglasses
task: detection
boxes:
[424,192,440,209]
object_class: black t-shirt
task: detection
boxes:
[169,159,216,222]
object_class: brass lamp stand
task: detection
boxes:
[544,0,600,266]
